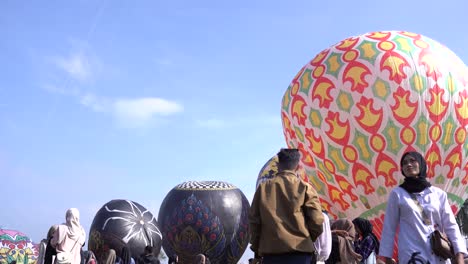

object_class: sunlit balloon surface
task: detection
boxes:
[281,31,468,242]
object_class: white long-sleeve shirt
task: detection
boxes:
[314,212,332,262]
[380,186,467,263]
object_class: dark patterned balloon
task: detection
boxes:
[88,200,162,262]
[158,181,250,264]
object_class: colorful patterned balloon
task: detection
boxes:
[158,181,250,264]
[256,155,308,188]
[0,229,38,264]
[281,31,468,242]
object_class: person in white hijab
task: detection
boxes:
[51,208,86,264]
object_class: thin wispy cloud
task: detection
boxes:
[43,85,183,127]
[45,48,183,128]
[112,97,183,127]
[52,52,92,81]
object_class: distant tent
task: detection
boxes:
[0,229,38,264]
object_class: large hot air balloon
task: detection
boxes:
[158,181,250,264]
[0,229,38,264]
[281,31,468,243]
[88,200,162,262]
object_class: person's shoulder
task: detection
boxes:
[427,186,447,197]
[390,186,405,195]
[428,185,444,192]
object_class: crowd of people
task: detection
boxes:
[23,148,468,264]
[33,208,214,264]
[249,149,468,264]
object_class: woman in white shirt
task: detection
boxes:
[379,151,467,264]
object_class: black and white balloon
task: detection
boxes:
[88,199,162,261]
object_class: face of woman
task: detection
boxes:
[401,155,420,178]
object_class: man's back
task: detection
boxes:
[249,169,324,256]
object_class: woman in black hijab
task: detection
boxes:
[379,151,467,264]
[352,217,379,263]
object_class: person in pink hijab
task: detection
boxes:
[51,208,86,264]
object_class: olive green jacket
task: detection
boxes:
[249,170,324,256]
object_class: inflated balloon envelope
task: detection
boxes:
[158,181,250,264]
[88,199,162,262]
[281,30,468,251]
[0,229,38,264]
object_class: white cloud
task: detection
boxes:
[52,52,92,81]
[43,84,183,127]
[113,98,183,126]
[44,48,183,127]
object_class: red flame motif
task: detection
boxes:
[335,37,359,51]
[325,111,351,146]
[462,163,468,185]
[375,153,398,186]
[419,48,442,80]
[335,174,358,201]
[352,163,376,194]
[426,144,442,178]
[355,97,384,133]
[391,87,418,126]
[281,112,296,141]
[310,49,330,66]
[343,61,372,93]
[312,77,335,108]
[380,51,410,84]
[297,142,316,168]
[291,95,308,126]
[366,31,392,41]
[305,128,325,159]
[444,146,462,179]
[327,185,350,210]
[455,90,468,125]
[425,84,449,123]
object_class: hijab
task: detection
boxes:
[331,219,362,264]
[65,208,86,242]
[352,217,380,254]
[399,152,431,193]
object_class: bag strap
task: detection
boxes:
[68,237,79,253]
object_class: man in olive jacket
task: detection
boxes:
[249,148,324,264]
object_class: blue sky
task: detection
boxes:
[1,0,468,262]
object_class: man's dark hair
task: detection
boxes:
[277,148,300,171]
